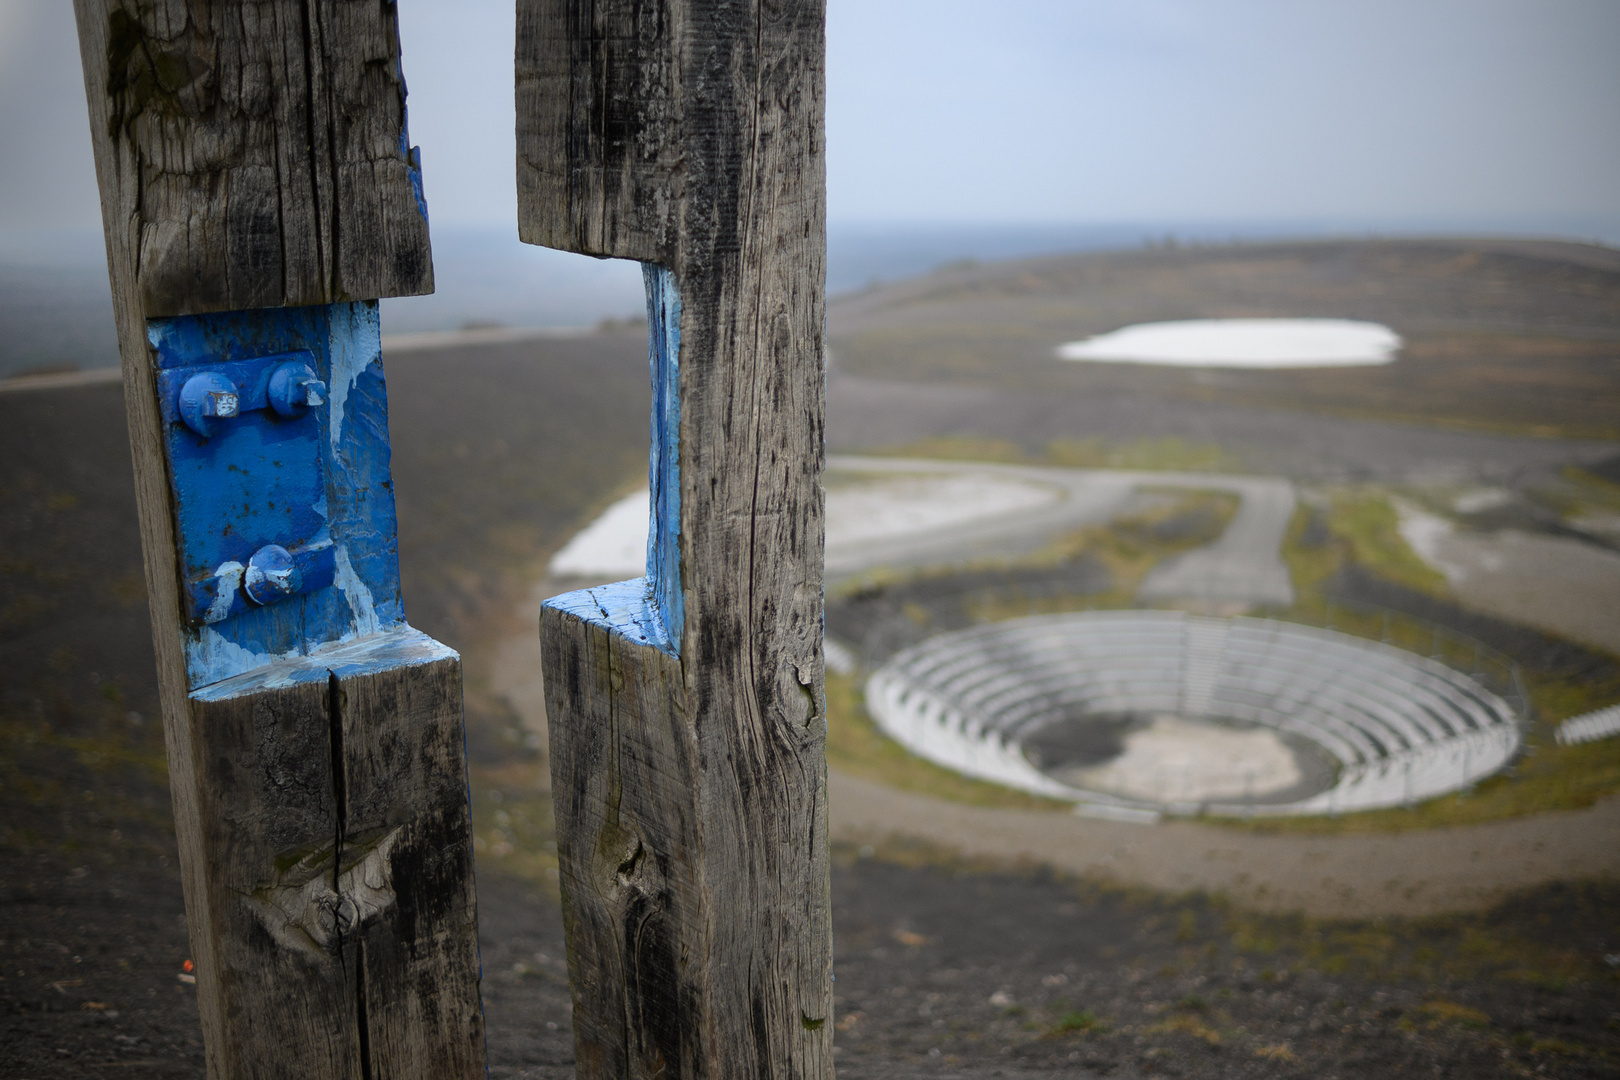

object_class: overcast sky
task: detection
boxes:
[2,0,1617,238]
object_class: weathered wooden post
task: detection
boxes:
[518,1,832,1076]
[72,4,485,1077]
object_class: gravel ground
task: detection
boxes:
[20,843,1607,1080]
[823,849,1620,1080]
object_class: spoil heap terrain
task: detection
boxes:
[5,238,1619,1077]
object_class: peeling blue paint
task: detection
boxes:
[545,580,677,655]
[397,69,430,223]
[644,263,682,652]
[147,301,405,689]
[190,626,457,702]
[544,266,684,657]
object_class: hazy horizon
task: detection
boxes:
[3,0,1616,233]
[4,0,1618,375]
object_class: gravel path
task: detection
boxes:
[490,591,1618,921]
[828,770,1620,918]
[825,457,1295,607]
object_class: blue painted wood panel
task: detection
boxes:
[148,301,406,689]
[543,265,685,657]
[644,264,683,652]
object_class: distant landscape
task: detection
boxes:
[5,218,1618,378]
[5,232,1620,1078]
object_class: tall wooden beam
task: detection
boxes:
[73,4,484,1078]
[518,1,831,1076]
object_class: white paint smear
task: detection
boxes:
[549,473,1061,579]
[1057,318,1400,368]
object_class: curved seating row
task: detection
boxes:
[865,611,1522,816]
[1555,704,1620,746]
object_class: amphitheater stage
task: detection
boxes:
[1027,714,1335,806]
[866,611,1524,817]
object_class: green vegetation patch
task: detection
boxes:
[1217,879,1619,991]
[963,489,1240,621]
[1216,732,1620,836]
[1320,489,1449,596]
[1218,492,1620,834]
[825,670,1070,812]
[468,762,561,896]
[1047,1009,1109,1037]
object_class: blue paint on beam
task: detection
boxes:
[644,264,683,652]
[545,580,677,655]
[147,301,406,689]
[191,626,457,703]
[397,70,430,224]
[542,266,684,658]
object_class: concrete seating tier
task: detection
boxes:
[865,611,1522,817]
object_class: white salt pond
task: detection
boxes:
[1057,318,1400,368]
[548,471,1061,578]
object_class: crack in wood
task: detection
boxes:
[239,826,401,960]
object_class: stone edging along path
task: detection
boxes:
[490,581,1617,921]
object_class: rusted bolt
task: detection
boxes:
[178,372,241,438]
[268,360,327,418]
[244,545,302,605]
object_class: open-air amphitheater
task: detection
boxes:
[556,453,1612,821]
[866,611,1526,819]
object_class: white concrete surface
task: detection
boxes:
[548,456,1297,603]
[1057,318,1400,368]
[1058,716,1302,803]
[548,488,650,577]
[1394,499,1620,654]
[825,471,1060,547]
[548,463,1077,580]
[866,611,1521,817]
[1556,704,1620,745]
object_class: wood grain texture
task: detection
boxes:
[523,1,831,1076]
[185,653,483,1080]
[76,0,432,317]
[73,7,482,1077]
[339,657,486,1079]
[542,606,707,1078]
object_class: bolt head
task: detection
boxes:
[269,361,324,418]
[177,372,242,438]
[244,545,303,605]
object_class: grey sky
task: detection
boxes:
[2,0,1617,236]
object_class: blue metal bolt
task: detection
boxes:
[177,372,241,438]
[244,544,303,605]
[268,360,327,418]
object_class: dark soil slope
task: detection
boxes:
[830,238,1620,441]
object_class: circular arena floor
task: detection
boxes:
[865,611,1523,817]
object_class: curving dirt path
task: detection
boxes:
[823,457,1296,606]
[828,769,1620,918]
